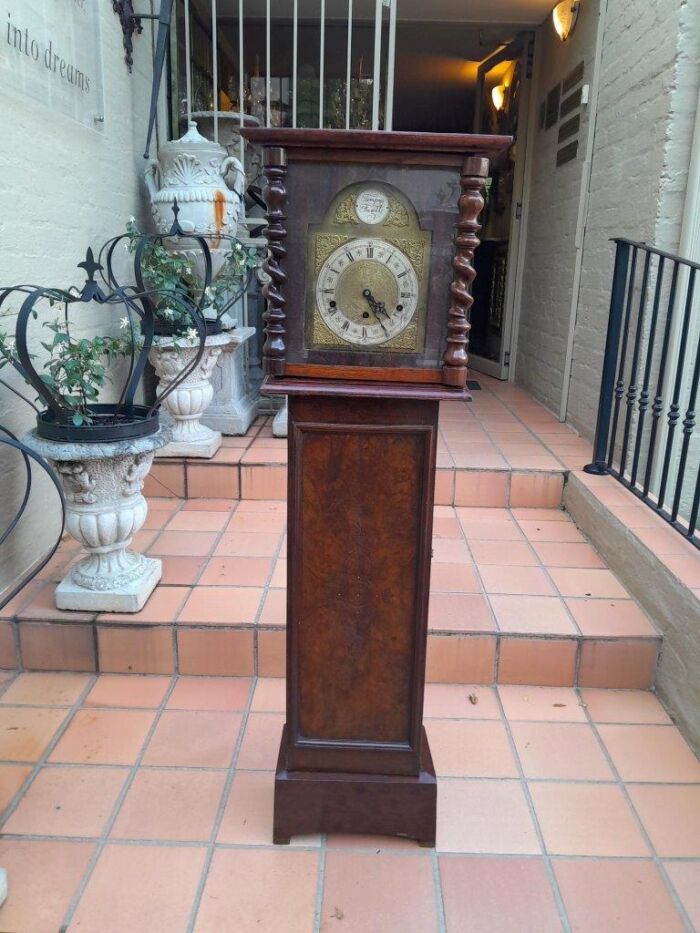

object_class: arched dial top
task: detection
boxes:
[315,238,419,347]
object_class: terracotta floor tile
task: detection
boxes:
[479,565,554,596]
[489,595,576,635]
[498,638,577,686]
[628,784,700,856]
[597,724,700,782]
[517,520,586,543]
[432,538,472,563]
[529,782,649,856]
[270,558,287,588]
[553,859,685,933]
[83,675,172,709]
[3,765,128,837]
[0,839,93,933]
[165,510,230,532]
[142,710,242,768]
[439,855,561,933]
[664,862,700,928]
[166,676,251,711]
[214,531,282,557]
[426,634,496,684]
[437,779,540,853]
[226,511,287,533]
[100,585,188,624]
[48,709,154,765]
[237,712,284,770]
[498,685,587,722]
[0,707,67,761]
[178,586,263,625]
[180,497,238,510]
[423,684,500,719]
[426,720,518,777]
[251,677,286,712]
[159,556,207,585]
[236,499,287,514]
[259,588,287,626]
[148,530,218,557]
[459,519,523,541]
[320,851,437,933]
[0,673,90,706]
[531,541,605,568]
[510,508,568,522]
[511,721,614,780]
[565,598,657,636]
[470,540,538,567]
[0,764,31,813]
[549,568,629,599]
[432,515,462,538]
[198,556,272,586]
[111,768,225,842]
[429,562,481,593]
[428,593,494,632]
[194,848,318,933]
[217,768,319,847]
[16,582,96,622]
[69,842,206,933]
[580,688,671,724]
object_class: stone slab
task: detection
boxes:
[55,557,162,613]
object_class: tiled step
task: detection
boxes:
[0,501,661,688]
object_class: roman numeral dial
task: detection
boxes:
[315,237,419,348]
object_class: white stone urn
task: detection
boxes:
[23,429,170,613]
[150,331,234,458]
[145,121,245,241]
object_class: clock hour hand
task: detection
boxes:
[362,289,388,334]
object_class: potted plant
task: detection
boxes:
[126,210,259,457]
[0,239,205,613]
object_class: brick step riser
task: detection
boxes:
[145,461,566,509]
[0,622,659,689]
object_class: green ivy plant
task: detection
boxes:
[125,219,259,334]
[0,316,132,426]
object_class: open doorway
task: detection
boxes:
[391,26,534,381]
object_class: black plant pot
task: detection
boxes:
[153,317,223,338]
[36,404,160,443]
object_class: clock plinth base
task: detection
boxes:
[273,726,437,847]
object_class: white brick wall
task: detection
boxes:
[515,0,700,437]
[0,7,162,593]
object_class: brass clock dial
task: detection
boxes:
[307,181,431,354]
[315,237,419,347]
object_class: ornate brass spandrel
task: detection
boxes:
[334,196,358,225]
[314,234,353,276]
[385,237,427,280]
[386,198,409,228]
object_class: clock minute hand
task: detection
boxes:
[362,289,388,335]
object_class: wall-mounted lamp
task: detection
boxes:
[491,84,507,112]
[552,1,580,42]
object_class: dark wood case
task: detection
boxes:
[242,129,510,846]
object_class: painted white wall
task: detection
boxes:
[513,0,700,439]
[0,5,162,594]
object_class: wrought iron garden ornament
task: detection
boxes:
[0,202,210,443]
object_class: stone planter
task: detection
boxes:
[201,325,258,436]
[24,429,170,612]
[150,331,233,458]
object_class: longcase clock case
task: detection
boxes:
[242,128,510,845]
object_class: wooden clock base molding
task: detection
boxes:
[273,726,437,846]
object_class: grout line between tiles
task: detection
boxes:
[58,674,179,931]
[431,846,447,933]
[492,686,572,933]
[312,834,327,933]
[184,675,257,933]
[580,690,696,932]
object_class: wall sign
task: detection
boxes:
[1,0,104,131]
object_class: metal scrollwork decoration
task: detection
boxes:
[112,0,143,72]
[0,202,216,444]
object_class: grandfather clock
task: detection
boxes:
[242,128,510,845]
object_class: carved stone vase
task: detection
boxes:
[23,429,170,613]
[145,121,245,246]
[150,331,234,458]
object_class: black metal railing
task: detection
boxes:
[585,238,700,548]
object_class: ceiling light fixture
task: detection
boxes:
[552,1,580,41]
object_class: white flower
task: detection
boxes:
[204,286,214,300]
[162,308,175,319]
[119,316,130,330]
[128,216,135,225]
[185,327,198,342]
[5,338,15,350]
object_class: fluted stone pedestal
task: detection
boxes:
[202,326,258,436]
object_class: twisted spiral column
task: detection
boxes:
[443,156,490,388]
[261,146,288,376]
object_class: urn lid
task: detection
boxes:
[158,121,228,162]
